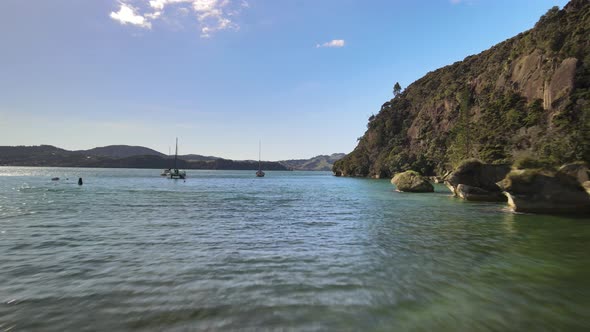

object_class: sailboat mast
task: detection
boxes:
[258,140,261,171]
[174,137,178,169]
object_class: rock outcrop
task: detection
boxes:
[391,171,434,193]
[500,169,590,214]
[456,184,505,202]
[445,160,510,201]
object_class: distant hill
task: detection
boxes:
[0,145,289,171]
[280,153,346,171]
[179,154,220,161]
[0,145,113,167]
[78,145,165,158]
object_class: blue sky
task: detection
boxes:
[0,0,568,160]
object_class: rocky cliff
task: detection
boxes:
[334,0,590,178]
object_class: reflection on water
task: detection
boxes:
[1,167,590,331]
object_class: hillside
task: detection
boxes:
[281,153,346,171]
[179,154,220,161]
[79,145,165,158]
[0,145,289,171]
[0,145,111,167]
[334,0,590,178]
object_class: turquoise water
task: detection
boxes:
[1,167,590,331]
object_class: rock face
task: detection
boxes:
[445,160,511,201]
[391,171,434,193]
[558,163,589,183]
[500,169,590,214]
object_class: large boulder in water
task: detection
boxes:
[445,159,510,201]
[391,171,434,193]
[456,184,506,202]
[499,169,590,214]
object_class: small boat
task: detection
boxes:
[161,147,172,176]
[168,138,186,180]
[256,140,265,177]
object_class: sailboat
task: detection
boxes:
[256,140,265,177]
[168,138,186,180]
[161,146,171,176]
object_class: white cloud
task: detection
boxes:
[110,0,247,37]
[110,4,152,28]
[316,39,345,48]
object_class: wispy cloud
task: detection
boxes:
[109,0,248,37]
[316,39,345,48]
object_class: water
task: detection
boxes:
[1,167,590,331]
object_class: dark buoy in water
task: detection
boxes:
[78,178,83,186]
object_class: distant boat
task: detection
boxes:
[168,138,186,180]
[256,140,265,177]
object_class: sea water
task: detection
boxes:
[1,167,589,331]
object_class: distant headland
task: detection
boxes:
[0,145,345,171]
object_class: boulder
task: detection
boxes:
[456,184,506,202]
[445,159,510,201]
[391,171,434,193]
[500,169,590,214]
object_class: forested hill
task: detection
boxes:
[280,153,346,171]
[76,145,165,158]
[334,0,590,178]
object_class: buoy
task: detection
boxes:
[78,178,83,186]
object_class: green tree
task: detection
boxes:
[393,82,402,97]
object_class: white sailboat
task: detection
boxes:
[168,138,186,180]
[256,140,265,177]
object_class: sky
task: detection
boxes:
[0,0,569,161]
